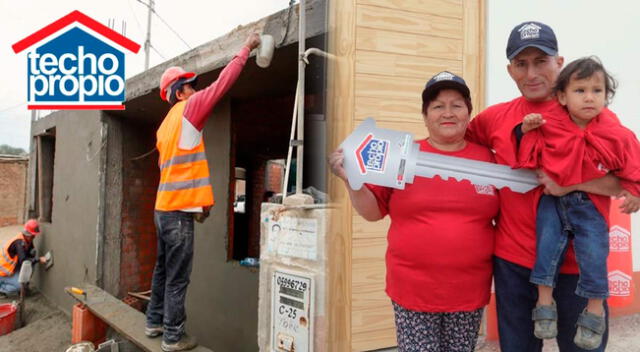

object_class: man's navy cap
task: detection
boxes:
[421,71,470,103]
[506,21,558,60]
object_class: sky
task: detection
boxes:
[0,0,290,150]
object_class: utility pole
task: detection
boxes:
[144,0,154,70]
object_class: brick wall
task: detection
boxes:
[265,161,284,193]
[0,158,28,227]
[119,127,159,298]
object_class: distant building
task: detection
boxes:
[0,155,28,227]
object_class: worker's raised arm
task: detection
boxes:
[183,32,261,131]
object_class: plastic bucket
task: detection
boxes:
[0,303,17,336]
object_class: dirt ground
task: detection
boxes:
[0,225,73,351]
[0,292,71,352]
[475,313,640,351]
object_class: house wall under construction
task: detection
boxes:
[27,1,327,351]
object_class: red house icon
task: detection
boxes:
[12,10,140,110]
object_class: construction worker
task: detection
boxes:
[0,219,46,297]
[145,32,261,352]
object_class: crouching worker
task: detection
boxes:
[0,219,47,297]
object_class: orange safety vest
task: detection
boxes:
[155,100,214,211]
[0,233,26,277]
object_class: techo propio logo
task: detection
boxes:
[12,11,140,110]
[355,133,389,175]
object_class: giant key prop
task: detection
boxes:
[340,118,539,193]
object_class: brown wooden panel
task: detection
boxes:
[352,327,397,351]
[357,4,463,39]
[352,283,392,312]
[352,214,390,239]
[355,73,424,100]
[356,27,463,60]
[356,50,462,80]
[463,0,486,114]
[355,96,422,125]
[326,0,357,350]
[354,117,429,140]
[353,236,387,263]
[352,304,396,334]
[352,253,386,288]
[357,0,463,19]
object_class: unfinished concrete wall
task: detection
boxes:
[0,158,28,226]
[102,114,123,296]
[186,99,260,352]
[31,110,103,312]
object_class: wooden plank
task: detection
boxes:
[68,285,213,352]
[462,0,486,114]
[326,0,356,350]
[352,214,389,240]
[352,254,386,288]
[355,96,423,125]
[356,50,462,79]
[353,237,387,263]
[357,4,463,39]
[357,0,463,19]
[354,117,428,140]
[352,304,396,334]
[352,326,397,351]
[352,282,388,311]
[356,27,463,60]
[351,235,389,310]
[355,73,424,100]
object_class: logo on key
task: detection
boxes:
[355,134,389,175]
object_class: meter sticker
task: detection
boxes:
[272,271,313,352]
[355,133,389,175]
[267,217,318,260]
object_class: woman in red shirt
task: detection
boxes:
[329,72,499,352]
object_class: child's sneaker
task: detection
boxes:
[574,309,606,350]
[532,301,558,339]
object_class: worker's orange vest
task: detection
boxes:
[155,100,214,211]
[0,233,26,277]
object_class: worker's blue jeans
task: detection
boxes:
[146,210,195,343]
[0,273,20,295]
[494,257,609,352]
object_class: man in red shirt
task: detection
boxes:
[467,21,639,352]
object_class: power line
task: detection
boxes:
[0,102,26,113]
[135,0,191,49]
[150,9,192,50]
[150,43,166,60]
[127,0,144,33]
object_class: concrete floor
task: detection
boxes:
[371,313,640,352]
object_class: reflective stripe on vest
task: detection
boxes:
[158,177,211,192]
[0,234,24,277]
[155,101,215,211]
[159,151,208,170]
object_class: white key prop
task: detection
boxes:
[340,118,539,193]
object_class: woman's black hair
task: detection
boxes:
[554,56,617,105]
